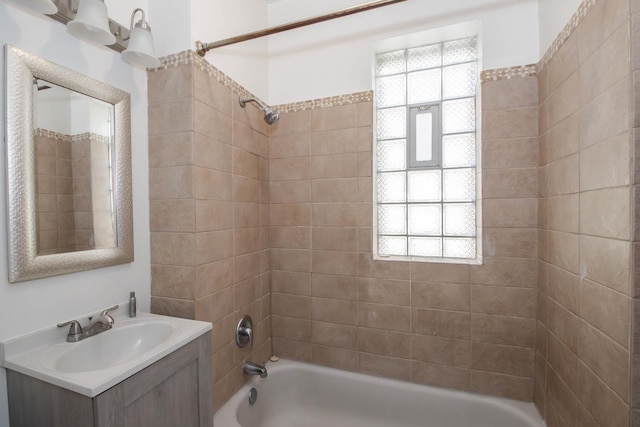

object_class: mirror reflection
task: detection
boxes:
[6,45,133,283]
[33,79,117,255]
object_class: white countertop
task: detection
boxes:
[0,311,211,397]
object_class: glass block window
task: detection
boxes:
[374,37,478,260]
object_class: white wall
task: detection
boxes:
[69,95,90,135]
[149,0,191,58]
[37,89,111,136]
[191,0,269,101]
[36,87,73,134]
[538,0,582,56]
[150,0,270,101]
[88,98,113,137]
[267,0,540,104]
[0,3,151,425]
[150,0,587,105]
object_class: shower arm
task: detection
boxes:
[239,97,266,110]
[195,0,407,56]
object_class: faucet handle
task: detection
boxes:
[100,305,119,316]
[236,315,254,349]
[57,320,83,336]
[100,305,119,324]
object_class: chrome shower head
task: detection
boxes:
[239,96,280,125]
[263,108,280,125]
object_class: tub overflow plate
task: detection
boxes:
[249,387,258,405]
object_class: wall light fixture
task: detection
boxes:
[67,0,115,45]
[121,8,160,69]
[3,0,161,69]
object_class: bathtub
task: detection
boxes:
[215,358,546,427]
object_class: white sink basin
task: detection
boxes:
[49,321,174,373]
[1,311,211,397]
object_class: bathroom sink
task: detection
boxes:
[49,321,174,373]
[1,311,211,397]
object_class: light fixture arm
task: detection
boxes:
[66,0,77,13]
[121,6,161,68]
[129,8,150,31]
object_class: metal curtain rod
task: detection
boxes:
[195,0,408,56]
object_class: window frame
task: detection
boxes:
[408,103,440,169]
[372,36,482,264]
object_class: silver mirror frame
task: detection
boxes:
[5,45,133,283]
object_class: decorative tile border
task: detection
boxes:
[152,50,373,112]
[72,132,111,144]
[483,0,598,81]
[35,129,110,144]
[480,64,537,82]
[151,50,193,70]
[538,0,598,72]
[153,50,261,104]
[34,128,72,142]
[274,91,373,113]
[191,54,257,100]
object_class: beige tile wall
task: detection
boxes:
[71,138,93,251]
[35,135,72,254]
[630,0,640,424]
[35,134,99,254]
[537,0,633,425]
[36,133,118,253]
[88,139,116,249]
[145,0,640,419]
[269,76,540,402]
[148,63,271,411]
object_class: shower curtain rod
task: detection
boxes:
[195,0,408,56]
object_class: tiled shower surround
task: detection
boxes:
[536,0,634,425]
[148,0,640,423]
[486,1,638,422]
[268,81,538,399]
[35,131,114,254]
[147,63,271,411]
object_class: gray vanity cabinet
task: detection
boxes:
[7,333,212,427]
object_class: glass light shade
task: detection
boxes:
[6,0,57,14]
[67,0,116,45]
[122,26,160,68]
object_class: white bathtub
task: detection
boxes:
[215,359,546,427]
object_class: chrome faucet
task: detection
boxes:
[57,305,119,342]
[243,360,268,378]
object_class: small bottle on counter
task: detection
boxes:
[129,291,137,317]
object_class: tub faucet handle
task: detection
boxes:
[236,315,254,349]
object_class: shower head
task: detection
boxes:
[239,96,280,125]
[263,108,280,125]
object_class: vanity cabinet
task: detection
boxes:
[7,333,212,427]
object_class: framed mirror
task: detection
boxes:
[5,45,133,283]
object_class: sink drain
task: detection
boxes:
[249,387,258,405]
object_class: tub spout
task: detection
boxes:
[243,360,267,378]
